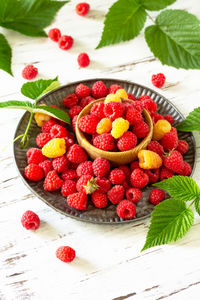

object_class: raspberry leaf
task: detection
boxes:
[141,199,194,251]
[153,176,200,202]
[0,33,12,75]
[96,0,147,49]
[176,107,200,132]
[195,198,200,216]
[140,0,176,11]
[0,101,33,112]
[34,106,71,124]
[145,10,200,69]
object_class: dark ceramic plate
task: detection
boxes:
[13,79,196,224]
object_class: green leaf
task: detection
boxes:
[176,107,200,132]
[153,176,200,202]
[0,33,12,75]
[0,100,33,112]
[34,106,70,124]
[140,0,176,11]
[0,0,68,37]
[21,77,59,100]
[96,0,147,49]
[145,10,200,69]
[195,198,200,216]
[142,199,194,251]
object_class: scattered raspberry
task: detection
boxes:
[69,106,82,119]
[92,191,108,208]
[52,156,69,173]
[160,167,174,181]
[76,161,94,177]
[96,177,111,193]
[61,169,77,181]
[56,246,75,263]
[39,160,53,176]
[27,148,46,165]
[22,65,38,80]
[44,170,63,191]
[130,161,140,171]
[151,113,164,124]
[145,168,160,183]
[36,133,51,148]
[77,53,90,68]
[138,150,162,169]
[90,102,105,119]
[62,93,79,108]
[153,119,171,141]
[24,164,44,181]
[147,141,164,158]
[160,131,178,151]
[127,93,137,101]
[108,84,122,94]
[79,96,94,108]
[111,117,129,139]
[93,133,115,151]
[164,114,174,125]
[76,84,91,99]
[126,107,143,125]
[142,98,157,113]
[58,35,73,50]
[115,89,128,99]
[67,192,88,210]
[50,124,68,139]
[123,102,132,114]
[76,2,90,16]
[104,94,121,104]
[42,119,57,133]
[132,100,143,113]
[96,118,112,134]
[48,28,61,42]
[92,81,108,99]
[78,114,99,134]
[42,138,66,158]
[67,144,87,163]
[130,168,149,189]
[152,73,166,88]
[63,137,74,150]
[76,175,98,194]
[117,131,137,151]
[179,161,192,176]
[132,121,149,139]
[117,200,136,219]
[104,101,124,121]
[163,150,184,174]
[61,180,76,197]
[107,185,124,204]
[72,115,78,132]
[149,189,165,205]
[119,165,131,180]
[109,168,125,184]
[121,180,130,190]
[126,188,142,203]
[21,210,40,230]
[92,157,110,177]
[176,140,189,155]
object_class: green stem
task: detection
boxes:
[188,200,195,209]
[146,11,155,23]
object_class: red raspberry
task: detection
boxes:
[126,188,142,203]
[121,180,131,190]
[104,101,124,121]
[109,168,125,184]
[117,131,137,152]
[152,73,166,88]
[107,185,124,204]
[76,2,90,16]
[76,175,96,193]
[43,170,63,191]
[64,137,74,151]
[61,180,76,197]
[125,107,143,125]
[149,189,165,205]
[79,96,94,108]
[108,84,122,94]
[72,115,78,132]
[22,65,38,80]
[48,28,61,42]
[147,141,164,158]
[130,161,140,171]
[132,121,149,139]
[39,160,53,176]
[92,81,108,99]
[160,131,178,151]
[52,156,69,173]
[56,246,75,263]
[145,168,160,183]
[117,200,136,219]
[76,161,94,177]
[78,114,99,134]
[142,98,157,113]
[68,106,81,119]
[123,102,133,114]
[179,161,192,176]
[130,168,149,188]
[21,210,40,230]
[67,144,87,163]
[77,53,90,67]
[151,113,164,124]
[164,114,174,125]
[96,177,111,193]
[163,150,184,174]
[24,164,44,181]
[42,119,57,133]
[132,100,143,113]
[176,140,189,155]
[90,102,105,119]
[119,165,131,180]
[69,162,79,170]
[62,93,79,108]
[76,84,91,99]
[128,93,137,101]
[67,192,88,210]
[160,167,174,181]
[93,133,115,151]
[26,148,46,165]
[138,95,151,101]
[50,124,68,139]
[36,133,51,148]
[92,191,108,208]
[61,169,77,181]
[58,35,73,50]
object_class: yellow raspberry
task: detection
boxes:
[42,138,66,158]
[111,118,129,139]
[96,118,112,134]
[138,150,162,169]
[104,94,121,104]
[34,104,51,127]
[115,89,128,99]
[153,120,171,140]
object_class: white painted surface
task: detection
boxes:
[1,0,200,299]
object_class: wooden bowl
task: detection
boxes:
[75,98,153,165]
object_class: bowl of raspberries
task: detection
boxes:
[14,79,196,223]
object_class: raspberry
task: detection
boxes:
[117,200,136,219]
[77,53,90,67]
[92,81,108,99]
[164,114,174,125]
[179,161,192,176]
[67,192,88,210]
[138,95,151,102]
[160,167,174,181]
[109,168,125,184]
[128,93,137,101]
[115,89,128,99]
[142,98,157,113]
[111,117,129,139]
[176,140,189,155]
[56,246,75,263]
[62,93,79,108]
[72,115,78,132]
[24,164,44,181]
[67,144,87,163]
[64,137,74,150]
[61,180,76,197]
[121,180,131,190]
[125,107,143,125]
[79,96,94,108]
[58,35,73,50]
[92,191,108,208]
[160,131,178,151]
[119,165,131,180]
[92,157,110,177]
[69,162,79,170]
[21,210,40,230]
[132,121,149,139]
[69,106,82,119]
[151,113,164,124]
[130,168,149,189]
[26,148,46,165]
[76,161,94,177]
[96,118,112,134]
[42,119,57,133]
[78,114,99,134]
[22,65,38,80]
[104,94,121,104]
[153,119,171,141]
[90,102,105,119]
[76,84,91,99]
[76,175,98,194]
[123,102,133,114]
[149,189,165,205]
[36,133,51,148]
[132,100,143,113]
[163,150,184,174]
[152,73,166,88]
[61,169,77,181]
[126,188,142,203]
[96,177,111,193]
[107,185,124,204]
[93,133,115,151]
[145,168,160,183]
[108,84,122,94]
[39,160,53,176]
[42,138,66,158]
[76,2,90,16]
[147,141,164,158]
[130,161,140,171]
[43,170,63,191]
[48,28,61,42]
[138,150,162,169]
[104,102,124,121]
[52,156,69,173]
[50,124,68,139]
[117,131,137,152]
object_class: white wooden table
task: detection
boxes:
[1,1,200,299]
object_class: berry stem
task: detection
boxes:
[187,199,195,209]
[146,12,155,23]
